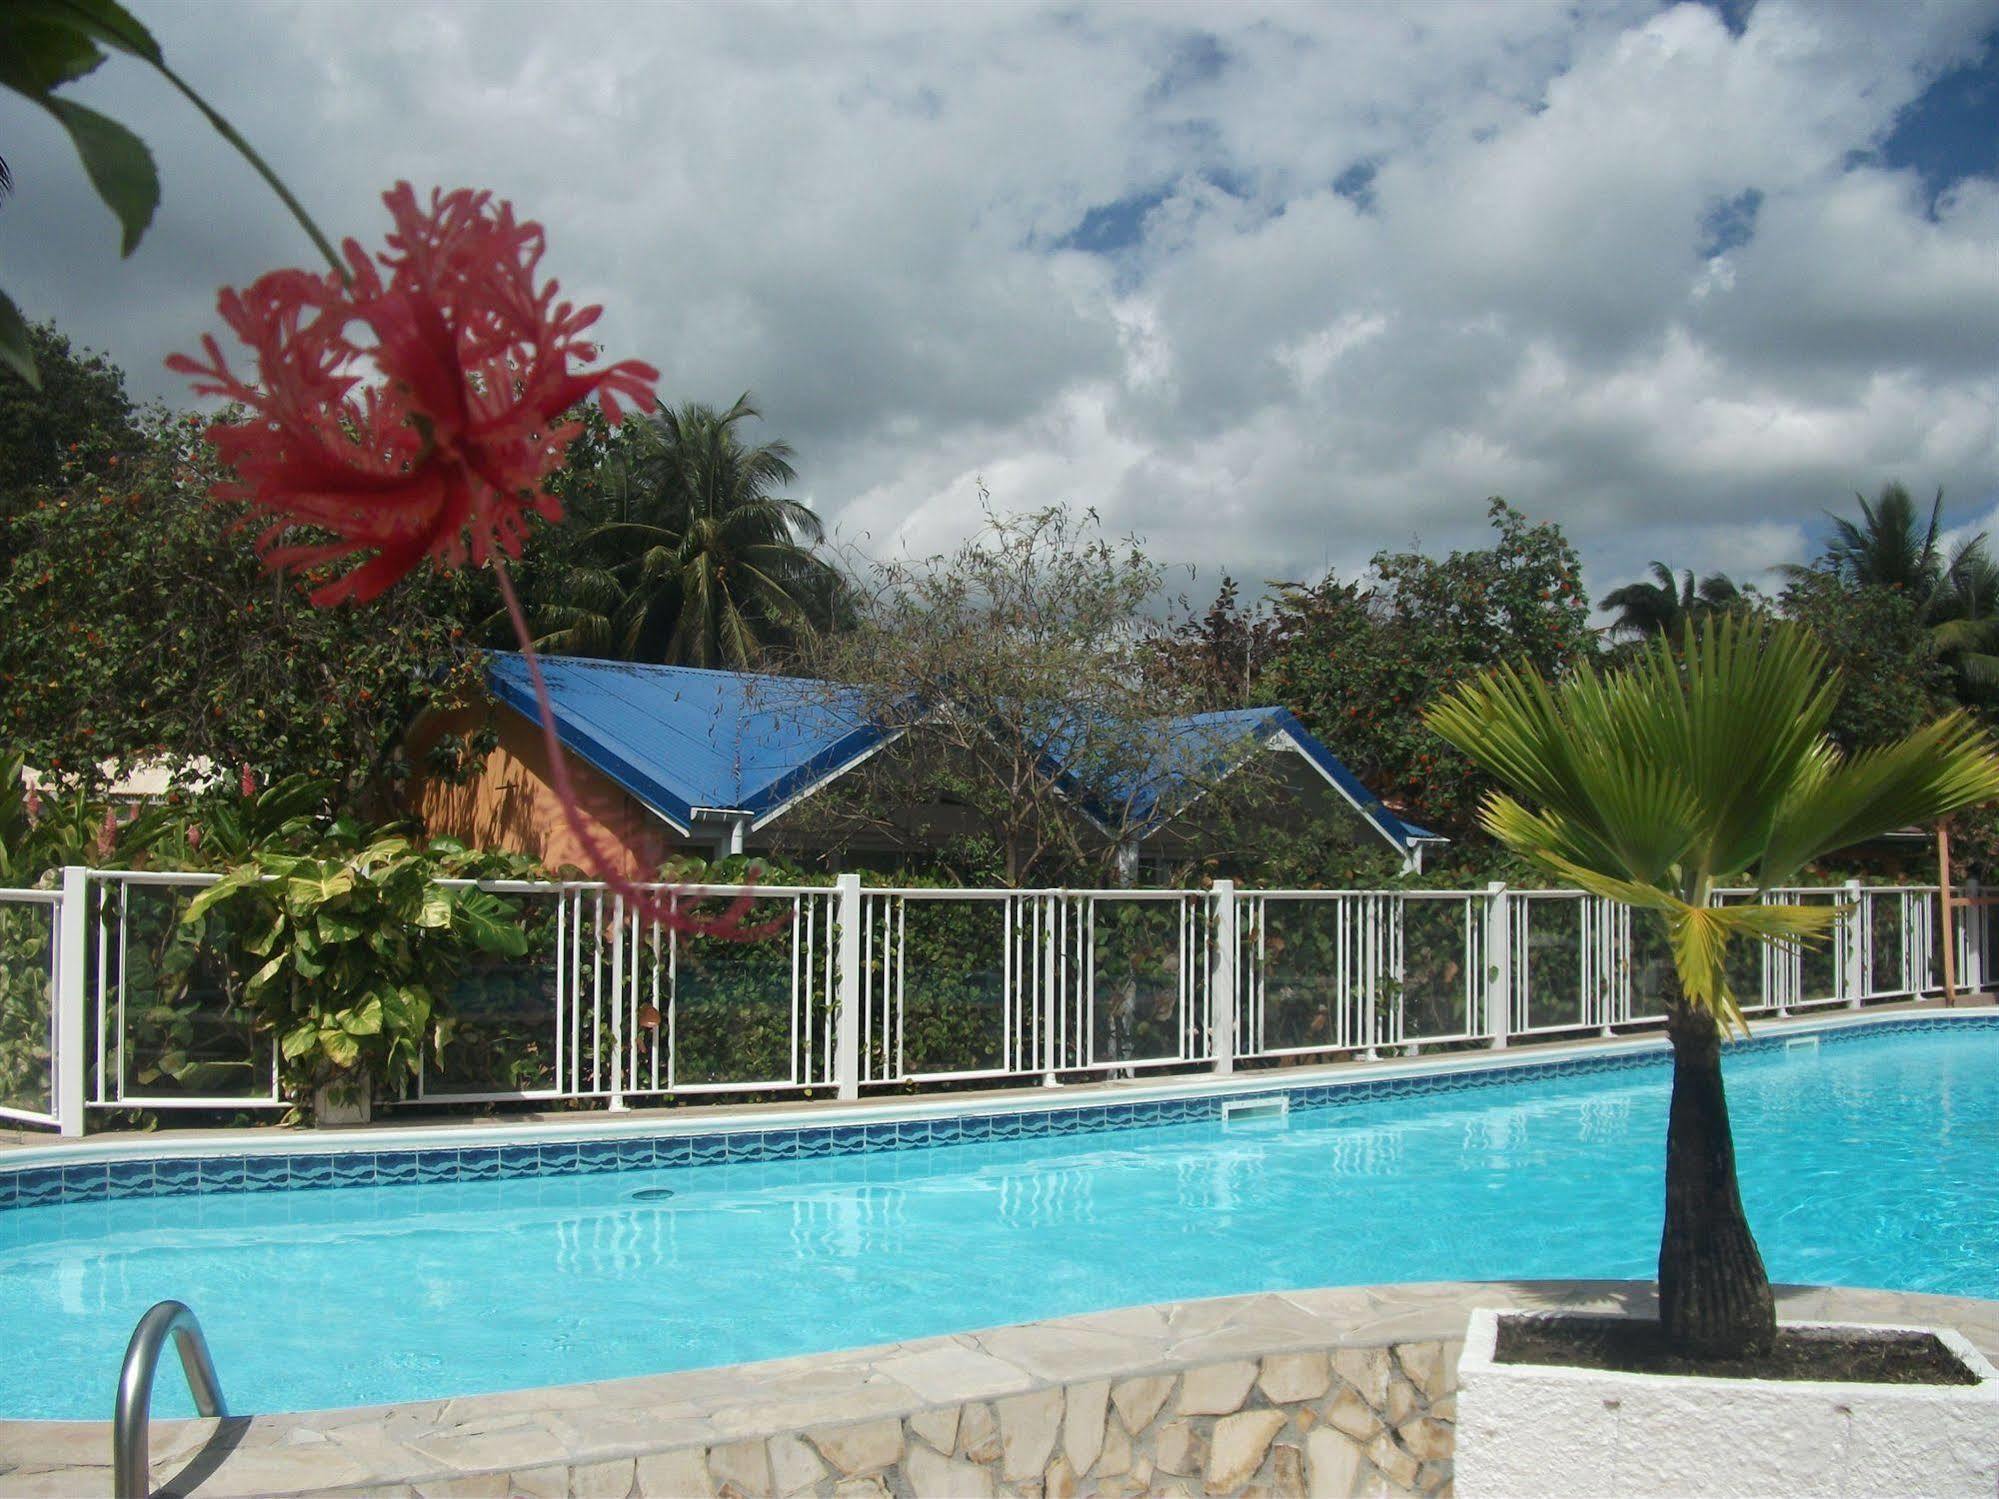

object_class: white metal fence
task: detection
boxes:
[0,869,1980,1134]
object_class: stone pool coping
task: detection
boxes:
[3,1280,1995,1496]
[1,999,1990,1212]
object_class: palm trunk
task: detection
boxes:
[1658,994,1776,1358]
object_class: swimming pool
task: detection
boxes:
[3,1016,1995,1420]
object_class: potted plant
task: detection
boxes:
[1426,616,1999,1496]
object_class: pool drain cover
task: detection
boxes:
[628,1187,677,1202]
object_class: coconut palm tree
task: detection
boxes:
[1933,546,1999,694]
[1598,563,1745,642]
[1820,482,1947,593]
[526,395,844,668]
[1797,483,1999,696]
[1426,615,1999,1358]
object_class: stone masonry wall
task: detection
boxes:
[359,1338,1462,1499]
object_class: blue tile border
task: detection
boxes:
[5,1012,1993,1210]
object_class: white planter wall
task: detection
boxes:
[1456,1308,1999,1498]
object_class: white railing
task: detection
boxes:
[0,870,1982,1134]
[84,870,284,1115]
[416,881,843,1105]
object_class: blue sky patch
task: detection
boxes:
[1333,161,1378,212]
[1698,187,1763,258]
[1057,184,1173,255]
[1690,0,1755,40]
[1153,31,1229,99]
[1203,166,1252,200]
[1879,31,1999,209]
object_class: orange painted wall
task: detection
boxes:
[406,705,687,880]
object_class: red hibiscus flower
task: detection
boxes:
[173,185,778,941]
[169,183,658,606]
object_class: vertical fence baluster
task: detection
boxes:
[56,867,88,1136]
[1209,880,1235,1076]
[895,896,906,1083]
[92,877,108,1107]
[1484,882,1508,1048]
[790,894,802,1087]
[834,873,861,1100]
[666,894,679,1093]
[608,893,625,1111]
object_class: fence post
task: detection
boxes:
[1485,882,1510,1049]
[1043,894,1062,1087]
[56,866,88,1137]
[834,873,862,1101]
[1209,881,1236,1076]
[1844,879,1865,1009]
[1961,878,1984,995]
[608,893,627,1113]
[1359,894,1382,1062]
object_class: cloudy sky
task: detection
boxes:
[5,0,1998,606]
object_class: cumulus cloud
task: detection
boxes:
[3,0,1996,604]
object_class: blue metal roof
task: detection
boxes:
[1096,706,1435,852]
[486,655,888,832]
[486,656,1437,852]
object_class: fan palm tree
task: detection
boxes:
[525,395,842,668]
[1427,615,1999,1359]
[1598,562,1744,641]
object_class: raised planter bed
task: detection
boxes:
[1456,1307,1999,1497]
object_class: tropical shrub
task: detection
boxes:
[1262,499,1596,842]
[183,832,529,1113]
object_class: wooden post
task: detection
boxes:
[1939,822,1958,1007]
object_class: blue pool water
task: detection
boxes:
[4,1022,1997,1420]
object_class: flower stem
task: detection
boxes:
[152,59,348,280]
[51,0,347,280]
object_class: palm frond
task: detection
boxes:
[1760,711,1999,880]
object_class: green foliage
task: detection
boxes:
[809,503,1284,884]
[0,402,484,805]
[1787,482,1999,712]
[0,897,56,1115]
[1144,575,1282,712]
[1777,572,1955,752]
[0,291,33,393]
[508,395,846,669]
[0,0,340,385]
[0,2,162,283]
[182,828,529,1108]
[0,751,174,882]
[1598,562,1747,644]
[0,323,142,496]
[1263,499,1595,841]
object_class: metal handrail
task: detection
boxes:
[113,1300,228,1499]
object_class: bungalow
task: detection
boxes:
[406,654,1442,881]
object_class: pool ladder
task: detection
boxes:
[114,1300,228,1499]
